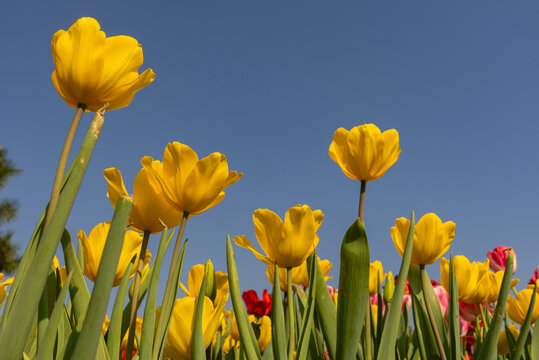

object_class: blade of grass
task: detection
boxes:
[295,251,317,360]
[448,253,461,360]
[191,261,210,359]
[271,263,287,360]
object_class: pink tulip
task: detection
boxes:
[486,246,517,274]
[327,285,335,300]
[528,266,539,286]
[459,301,480,322]
[431,281,448,317]
[460,318,473,337]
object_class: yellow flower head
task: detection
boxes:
[223,314,272,354]
[329,124,401,182]
[0,273,14,307]
[507,288,539,325]
[52,256,67,286]
[120,317,143,351]
[104,161,182,233]
[498,325,519,355]
[142,142,242,216]
[391,213,455,265]
[160,295,227,360]
[51,17,155,112]
[487,271,519,303]
[369,261,387,296]
[180,263,229,306]
[234,205,324,268]
[78,222,151,286]
[440,256,491,304]
[266,256,333,292]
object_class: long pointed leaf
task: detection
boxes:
[295,251,317,360]
[510,283,537,360]
[272,263,287,360]
[448,253,461,360]
[191,261,209,359]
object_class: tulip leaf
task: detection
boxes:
[295,252,317,360]
[226,235,262,360]
[335,218,370,360]
[306,251,337,359]
[69,196,133,360]
[377,211,415,360]
[57,307,73,360]
[271,263,288,360]
[510,282,537,360]
[0,109,106,360]
[139,228,174,360]
[531,320,539,359]
[108,258,135,360]
[448,253,461,360]
[476,251,514,360]
[191,261,209,359]
[411,291,439,359]
[36,270,74,360]
[411,307,428,360]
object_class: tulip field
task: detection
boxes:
[1,16,539,360]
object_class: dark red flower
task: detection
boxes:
[242,289,272,317]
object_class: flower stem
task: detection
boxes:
[420,264,447,360]
[44,106,85,231]
[358,180,366,222]
[479,302,489,333]
[125,230,151,360]
[287,267,295,360]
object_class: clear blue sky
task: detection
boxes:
[1,1,538,301]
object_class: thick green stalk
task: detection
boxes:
[359,180,366,222]
[287,268,295,360]
[125,230,151,360]
[420,265,447,360]
[0,107,107,360]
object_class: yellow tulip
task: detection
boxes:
[52,256,67,286]
[234,205,324,268]
[440,256,491,304]
[391,213,455,265]
[160,295,227,360]
[223,314,271,354]
[120,317,143,351]
[51,17,155,112]
[142,142,242,216]
[329,124,401,182]
[266,256,332,292]
[487,271,519,303]
[507,288,539,325]
[104,161,182,233]
[78,222,151,286]
[0,273,13,307]
[369,261,387,296]
[180,263,229,305]
[498,325,519,355]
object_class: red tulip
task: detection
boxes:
[242,289,272,317]
[486,246,517,274]
[528,266,539,286]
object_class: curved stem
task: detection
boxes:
[125,230,151,360]
[420,264,447,360]
[287,267,295,360]
[44,106,85,231]
[358,180,366,222]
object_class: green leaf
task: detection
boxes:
[448,253,461,360]
[476,250,514,360]
[377,211,415,360]
[336,219,370,360]
[36,270,74,360]
[306,250,337,359]
[0,109,106,360]
[139,228,174,360]
[191,260,210,359]
[510,282,537,360]
[271,263,287,360]
[411,291,439,359]
[226,235,262,360]
[69,196,133,360]
[108,258,135,360]
[531,322,539,360]
[295,252,317,360]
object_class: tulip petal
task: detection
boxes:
[252,209,284,264]
[233,235,272,265]
[281,205,318,268]
[103,168,128,210]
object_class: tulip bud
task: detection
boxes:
[486,246,517,274]
[204,260,217,301]
[383,271,395,305]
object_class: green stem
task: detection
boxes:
[358,180,366,222]
[44,106,85,231]
[125,230,151,360]
[420,265,447,360]
[479,302,489,333]
[287,267,295,360]
[365,303,372,360]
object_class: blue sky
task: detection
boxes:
[1,1,539,302]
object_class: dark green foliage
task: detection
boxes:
[0,146,21,273]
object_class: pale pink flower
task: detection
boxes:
[487,246,517,274]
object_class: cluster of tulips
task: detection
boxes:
[0,16,538,360]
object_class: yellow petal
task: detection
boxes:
[252,209,284,264]
[233,235,272,265]
[280,205,319,268]
[103,168,128,210]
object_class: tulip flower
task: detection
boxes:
[52,256,67,286]
[486,246,517,274]
[142,142,242,216]
[120,317,142,351]
[328,124,401,182]
[431,280,449,317]
[159,295,227,360]
[440,256,491,304]
[234,205,324,268]
[498,326,519,355]
[51,17,155,112]
[242,289,272,317]
[392,213,455,265]
[369,261,386,296]
[180,263,229,305]
[0,273,13,307]
[223,314,272,354]
[78,222,151,286]
[507,288,539,325]
[265,256,333,292]
[104,161,182,233]
[528,266,539,287]
[486,270,519,303]
[459,302,480,322]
